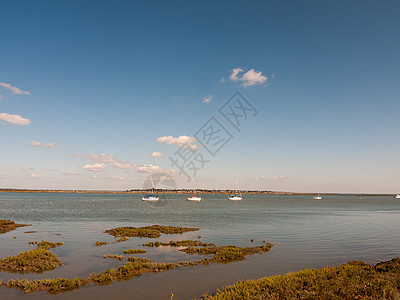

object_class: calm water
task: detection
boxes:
[1,192,400,299]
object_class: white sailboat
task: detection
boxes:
[142,177,159,201]
[394,194,400,199]
[187,179,202,202]
[313,185,322,200]
[228,179,243,201]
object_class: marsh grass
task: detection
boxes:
[0,248,63,273]
[1,240,274,294]
[123,249,147,254]
[95,241,109,247]
[103,254,125,261]
[112,237,129,243]
[202,258,400,299]
[0,220,30,234]
[143,240,215,248]
[182,243,274,263]
[105,225,199,238]
[37,241,64,250]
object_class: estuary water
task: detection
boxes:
[1,192,400,299]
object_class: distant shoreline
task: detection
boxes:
[0,188,392,196]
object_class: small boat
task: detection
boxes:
[395,194,400,199]
[313,185,322,200]
[142,194,159,201]
[188,179,202,201]
[142,177,159,201]
[228,179,242,201]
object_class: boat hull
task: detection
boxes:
[395,195,400,199]
[228,196,242,201]
[142,197,159,201]
[313,196,322,200]
[187,197,202,202]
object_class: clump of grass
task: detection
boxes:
[202,258,400,299]
[37,241,64,250]
[182,243,274,263]
[28,241,38,245]
[112,237,129,243]
[143,240,215,248]
[103,254,125,261]
[0,220,30,234]
[127,256,151,263]
[95,241,108,247]
[0,248,63,273]
[105,225,199,238]
[123,249,147,254]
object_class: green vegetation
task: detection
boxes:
[202,258,400,299]
[3,257,181,294]
[0,220,30,234]
[0,240,64,273]
[143,240,215,248]
[95,241,108,247]
[182,243,274,263]
[1,238,274,294]
[105,225,199,238]
[103,254,125,261]
[113,237,129,243]
[123,249,147,254]
[0,248,63,273]
[37,241,64,250]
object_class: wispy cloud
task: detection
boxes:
[80,163,106,172]
[202,94,212,103]
[0,175,9,178]
[0,83,30,95]
[0,113,31,125]
[156,135,197,150]
[30,141,60,149]
[258,176,266,180]
[111,161,135,169]
[137,164,176,175]
[229,67,268,87]
[73,153,135,169]
[0,95,3,100]
[151,152,163,158]
[63,171,79,176]
[269,176,294,181]
[30,173,49,178]
[91,175,125,181]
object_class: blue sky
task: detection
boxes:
[1,0,399,193]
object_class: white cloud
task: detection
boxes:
[0,83,30,95]
[151,152,163,158]
[156,135,197,150]
[259,176,266,180]
[202,94,212,103]
[30,141,60,149]
[91,175,125,181]
[109,176,125,181]
[0,175,9,178]
[229,68,243,81]
[63,171,79,176]
[30,173,48,178]
[111,161,135,169]
[80,163,106,172]
[269,176,294,181]
[229,68,268,87]
[137,164,175,175]
[73,153,135,169]
[0,113,31,125]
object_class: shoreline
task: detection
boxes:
[0,188,392,196]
